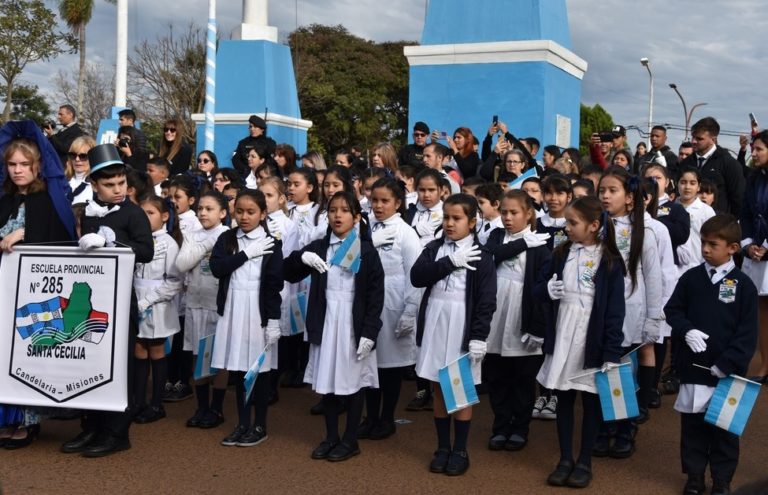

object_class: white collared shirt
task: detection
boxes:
[695,144,717,167]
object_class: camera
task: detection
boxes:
[599,132,615,143]
[118,138,130,148]
[42,120,56,131]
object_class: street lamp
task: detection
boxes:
[669,83,707,141]
[640,58,653,137]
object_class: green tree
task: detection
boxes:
[579,103,615,156]
[0,83,52,125]
[58,0,95,122]
[0,0,76,122]
[289,24,414,155]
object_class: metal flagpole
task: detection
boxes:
[204,0,217,152]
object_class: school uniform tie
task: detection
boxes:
[709,268,717,281]
[372,221,386,232]
[483,223,491,232]
[698,157,706,169]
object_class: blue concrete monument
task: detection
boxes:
[404,0,587,154]
[192,0,311,164]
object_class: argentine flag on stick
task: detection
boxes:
[290,291,307,335]
[705,375,761,436]
[438,353,479,414]
[330,228,361,273]
[193,334,217,380]
[596,362,639,421]
[244,345,270,402]
[508,168,538,190]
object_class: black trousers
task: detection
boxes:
[681,412,739,482]
[485,353,543,437]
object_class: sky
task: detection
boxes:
[23,0,766,153]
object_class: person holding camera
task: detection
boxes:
[44,104,85,167]
[115,126,148,172]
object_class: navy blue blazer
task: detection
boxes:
[656,201,690,264]
[209,229,283,326]
[410,237,497,351]
[533,245,625,368]
[739,168,768,256]
[283,234,384,347]
[485,228,551,339]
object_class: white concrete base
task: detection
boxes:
[233,24,278,43]
[191,112,313,131]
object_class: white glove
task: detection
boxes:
[415,217,441,238]
[468,340,487,363]
[243,236,275,259]
[600,362,620,373]
[137,298,150,313]
[301,251,329,273]
[685,329,709,353]
[711,365,726,379]
[642,318,662,344]
[655,150,667,168]
[523,232,550,249]
[265,319,281,345]
[521,333,544,353]
[395,315,415,338]
[356,337,374,361]
[547,274,565,300]
[372,228,396,248]
[448,244,482,271]
[79,233,106,250]
[267,217,281,238]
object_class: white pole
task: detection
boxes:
[115,0,128,107]
[204,0,217,151]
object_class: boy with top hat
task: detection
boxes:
[60,143,154,457]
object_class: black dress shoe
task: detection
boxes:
[61,430,98,454]
[609,434,635,459]
[711,479,731,495]
[504,434,527,451]
[547,459,574,486]
[198,410,225,429]
[4,424,40,450]
[429,449,451,473]
[186,408,207,428]
[311,439,339,460]
[683,474,706,495]
[648,388,662,408]
[356,417,374,439]
[81,434,130,458]
[134,406,166,424]
[565,463,592,488]
[444,450,470,476]
[326,441,360,462]
[369,420,395,440]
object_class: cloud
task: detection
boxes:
[21,0,761,152]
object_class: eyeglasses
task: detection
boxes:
[413,132,426,137]
[164,127,177,133]
[505,160,524,165]
[198,158,211,164]
[68,152,89,161]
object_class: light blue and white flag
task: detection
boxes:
[596,362,639,421]
[244,345,270,402]
[438,353,479,414]
[705,375,761,437]
[290,291,307,335]
[508,168,538,190]
[620,345,641,391]
[330,228,361,273]
[193,334,217,380]
[164,336,173,355]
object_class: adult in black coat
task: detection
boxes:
[635,125,680,179]
[46,104,86,168]
[231,115,277,178]
[680,118,745,216]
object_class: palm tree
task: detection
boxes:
[58,0,94,121]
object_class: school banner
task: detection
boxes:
[0,246,135,412]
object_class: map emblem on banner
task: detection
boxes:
[8,254,120,403]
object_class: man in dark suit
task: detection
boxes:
[45,104,85,168]
[679,117,745,216]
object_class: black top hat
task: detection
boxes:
[88,144,125,176]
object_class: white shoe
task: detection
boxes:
[539,395,558,420]
[532,396,547,419]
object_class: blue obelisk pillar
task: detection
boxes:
[405,0,586,153]
[192,0,311,163]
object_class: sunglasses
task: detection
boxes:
[413,132,426,137]
[68,152,89,161]
[198,158,211,164]
[164,127,177,133]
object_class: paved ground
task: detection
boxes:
[1,357,767,495]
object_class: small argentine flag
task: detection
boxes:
[164,336,173,355]
[705,375,761,436]
[193,334,217,380]
[330,229,361,273]
[290,291,308,335]
[508,168,538,190]
[620,346,640,391]
[244,346,270,402]
[596,362,639,421]
[438,353,479,414]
